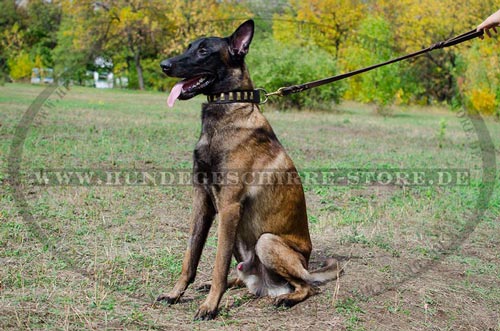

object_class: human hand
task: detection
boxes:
[477,9,500,38]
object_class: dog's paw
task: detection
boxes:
[156,293,180,304]
[273,296,296,308]
[194,303,218,320]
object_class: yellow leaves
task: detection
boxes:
[116,6,148,31]
[118,7,133,23]
[117,6,149,25]
[2,23,31,80]
[469,88,497,115]
[272,13,303,47]
[391,0,481,53]
[150,20,158,32]
[274,0,366,56]
[394,89,405,106]
[7,51,32,80]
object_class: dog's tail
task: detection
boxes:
[304,258,343,286]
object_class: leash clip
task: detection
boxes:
[257,87,285,105]
[256,88,270,104]
[265,87,285,98]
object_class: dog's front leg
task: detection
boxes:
[157,185,216,304]
[194,201,241,320]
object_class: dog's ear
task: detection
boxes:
[229,19,254,58]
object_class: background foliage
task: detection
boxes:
[0,0,499,115]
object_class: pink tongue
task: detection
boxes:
[167,82,183,108]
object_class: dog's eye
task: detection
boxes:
[198,48,208,56]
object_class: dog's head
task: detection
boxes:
[161,20,255,107]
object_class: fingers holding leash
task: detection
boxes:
[477,9,500,38]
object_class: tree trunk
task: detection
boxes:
[134,51,144,90]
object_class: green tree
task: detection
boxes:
[342,16,402,111]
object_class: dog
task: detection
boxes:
[157,19,341,320]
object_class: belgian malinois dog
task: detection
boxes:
[158,20,341,320]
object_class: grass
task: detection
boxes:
[335,297,365,331]
[1,83,499,330]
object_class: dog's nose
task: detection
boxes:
[160,60,173,74]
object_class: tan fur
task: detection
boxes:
[157,20,341,320]
[157,101,321,317]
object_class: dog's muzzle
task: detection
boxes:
[160,60,173,75]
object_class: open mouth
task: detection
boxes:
[167,75,214,107]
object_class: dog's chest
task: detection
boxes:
[193,131,222,172]
[194,106,237,172]
[193,129,227,210]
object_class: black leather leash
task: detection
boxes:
[207,28,484,105]
[262,28,484,101]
